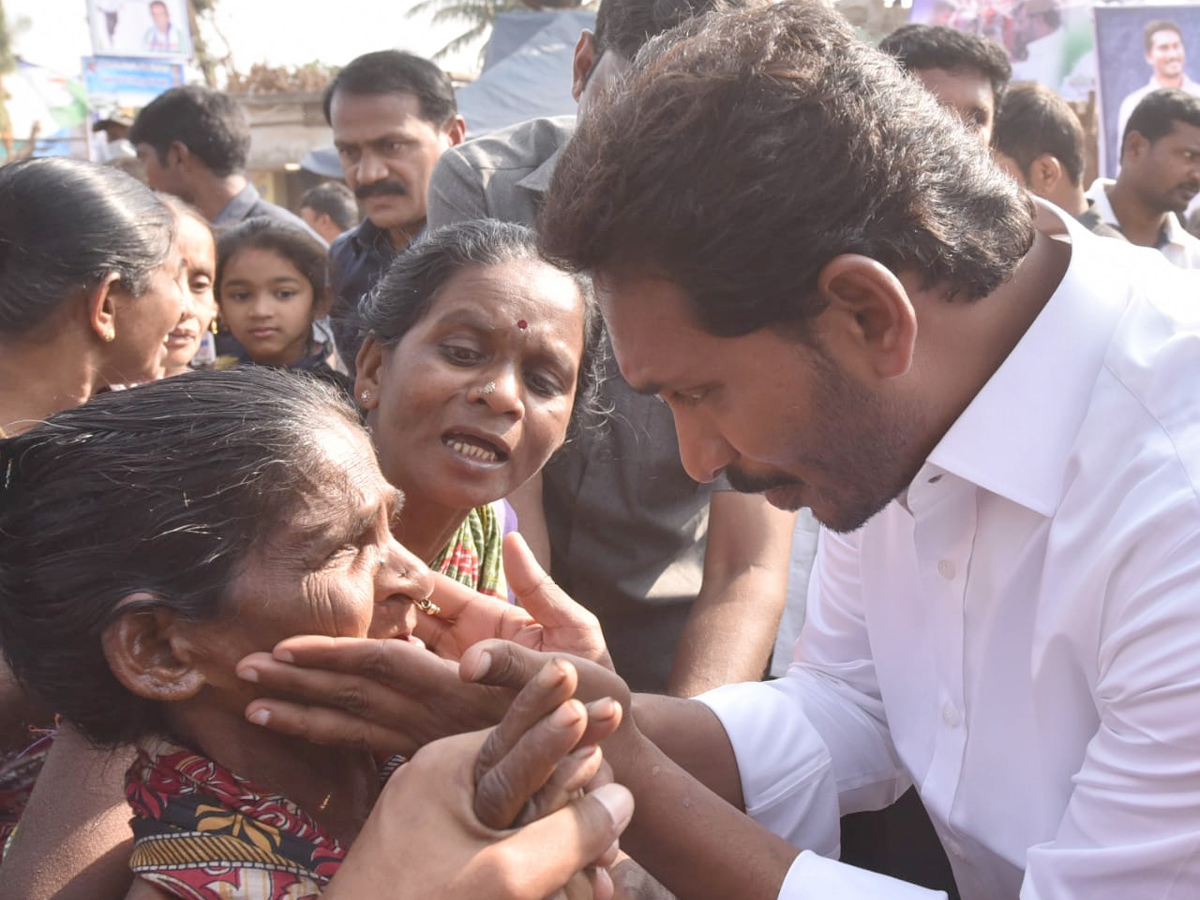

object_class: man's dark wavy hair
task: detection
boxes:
[539,1,1035,339]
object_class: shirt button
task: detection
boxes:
[945,838,964,858]
[942,703,961,726]
[937,559,956,580]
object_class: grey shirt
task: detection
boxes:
[429,116,724,691]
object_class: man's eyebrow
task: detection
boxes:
[629,380,664,397]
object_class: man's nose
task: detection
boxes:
[672,409,735,484]
[356,150,388,185]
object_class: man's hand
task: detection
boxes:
[322,660,635,900]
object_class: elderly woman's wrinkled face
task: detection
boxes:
[186,422,431,693]
[165,214,217,374]
[362,259,586,514]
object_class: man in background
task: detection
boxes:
[129,85,317,237]
[1117,20,1200,152]
[300,181,359,245]
[428,0,795,699]
[879,23,1011,145]
[993,81,1124,239]
[1087,89,1200,266]
[324,50,465,372]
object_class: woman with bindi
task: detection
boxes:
[354,219,604,599]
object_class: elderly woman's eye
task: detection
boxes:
[325,543,359,563]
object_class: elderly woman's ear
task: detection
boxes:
[101,594,207,702]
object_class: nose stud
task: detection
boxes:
[478,381,496,395]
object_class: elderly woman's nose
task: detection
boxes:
[379,538,435,603]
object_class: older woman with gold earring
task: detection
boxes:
[0,156,183,879]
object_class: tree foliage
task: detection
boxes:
[408,0,587,64]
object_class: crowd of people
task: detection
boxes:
[1,1,1200,898]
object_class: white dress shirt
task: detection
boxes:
[701,212,1200,899]
[1085,178,1200,270]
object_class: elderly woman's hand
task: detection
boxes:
[321,659,634,900]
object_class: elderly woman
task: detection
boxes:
[0,369,625,900]
[0,223,607,899]
[355,219,604,599]
[0,156,183,853]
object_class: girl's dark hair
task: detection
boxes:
[0,368,361,746]
[0,157,175,337]
[215,217,328,308]
[359,219,606,435]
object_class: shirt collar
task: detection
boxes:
[516,143,564,196]
[211,182,260,227]
[347,216,417,259]
[922,207,1132,516]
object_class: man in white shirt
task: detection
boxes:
[468,3,1200,898]
[1116,19,1200,149]
[1086,88,1200,268]
[230,2,1200,897]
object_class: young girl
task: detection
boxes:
[215,217,351,394]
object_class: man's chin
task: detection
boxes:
[764,485,808,512]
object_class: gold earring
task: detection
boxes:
[103,329,116,342]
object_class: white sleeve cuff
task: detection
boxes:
[779,851,948,899]
[698,680,842,857]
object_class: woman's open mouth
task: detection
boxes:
[442,431,509,465]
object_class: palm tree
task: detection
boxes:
[408,0,587,65]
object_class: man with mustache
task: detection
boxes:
[1086,88,1200,267]
[324,50,466,373]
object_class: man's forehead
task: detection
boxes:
[594,273,706,383]
[330,91,433,134]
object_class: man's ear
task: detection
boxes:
[1121,130,1148,165]
[814,254,916,380]
[167,140,191,171]
[1028,153,1064,194]
[102,594,207,703]
[87,272,124,344]
[354,334,385,411]
[443,115,467,148]
[571,31,597,103]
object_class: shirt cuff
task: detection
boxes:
[698,681,841,856]
[779,851,947,900]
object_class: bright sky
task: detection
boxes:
[7,0,481,80]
